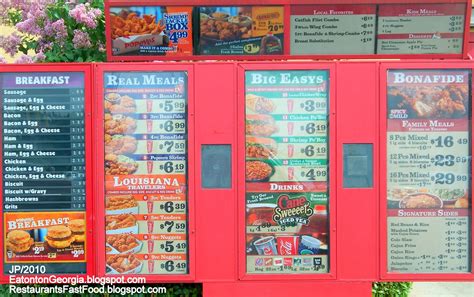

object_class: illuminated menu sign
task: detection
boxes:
[103,72,188,275]
[377,4,465,54]
[1,72,87,274]
[386,69,471,273]
[245,70,330,274]
[290,5,376,55]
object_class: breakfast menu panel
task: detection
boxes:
[103,71,188,275]
[245,70,329,274]
[377,4,465,54]
[1,72,87,274]
[386,69,471,273]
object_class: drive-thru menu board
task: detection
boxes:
[290,5,376,55]
[103,72,188,275]
[245,70,329,274]
[1,72,87,274]
[386,69,471,273]
[377,4,465,54]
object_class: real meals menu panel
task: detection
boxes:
[386,69,472,273]
[103,71,188,275]
[1,72,87,275]
[245,70,329,274]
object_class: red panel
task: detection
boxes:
[237,62,337,281]
[336,62,379,281]
[379,61,474,281]
[203,281,372,297]
[0,64,94,283]
[94,63,196,282]
[194,63,238,281]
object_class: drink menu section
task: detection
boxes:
[290,5,376,55]
[386,69,472,273]
[377,4,465,54]
[103,71,188,275]
[1,72,87,274]
[245,70,329,274]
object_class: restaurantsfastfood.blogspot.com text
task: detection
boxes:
[9,284,165,295]
[9,275,146,285]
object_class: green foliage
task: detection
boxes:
[372,282,412,297]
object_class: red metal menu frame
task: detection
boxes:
[94,63,196,282]
[106,0,472,62]
[237,62,337,281]
[379,61,474,281]
[0,64,94,284]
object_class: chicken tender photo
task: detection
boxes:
[105,93,137,113]
[105,135,137,155]
[110,11,165,39]
[104,114,137,135]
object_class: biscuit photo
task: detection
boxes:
[68,219,86,243]
[46,225,75,249]
[6,230,34,253]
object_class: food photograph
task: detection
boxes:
[105,92,137,113]
[388,188,469,209]
[4,213,87,263]
[109,6,193,56]
[387,83,469,119]
[198,6,284,55]
[105,214,139,234]
[106,195,139,215]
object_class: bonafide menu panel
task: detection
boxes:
[377,4,465,54]
[245,70,329,274]
[103,72,188,275]
[1,72,87,274]
[386,69,471,273]
[290,5,376,55]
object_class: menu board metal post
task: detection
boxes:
[380,61,474,281]
[0,64,94,282]
[94,63,195,282]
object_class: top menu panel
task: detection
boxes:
[106,1,469,60]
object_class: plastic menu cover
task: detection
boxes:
[377,4,465,54]
[103,72,188,275]
[198,6,284,55]
[1,72,87,274]
[109,6,193,56]
[386,69,471,273]
[245,70,330,274]
[290,5,376,55]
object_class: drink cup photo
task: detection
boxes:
[287,99,294,113]
[277,236,299,255]
[147,220,154,234]
[287,122,294,135]
[288,167,295,180]
[147,140,153,153]
[146,99,153,113]
[253,236,277,255]
[287,144,294,158]
[148,259,154,273]
[148,240,154,253]
[147,120,153,132]
[298,235,321,255]
[147,201,154,213]
[147,161,154,174]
